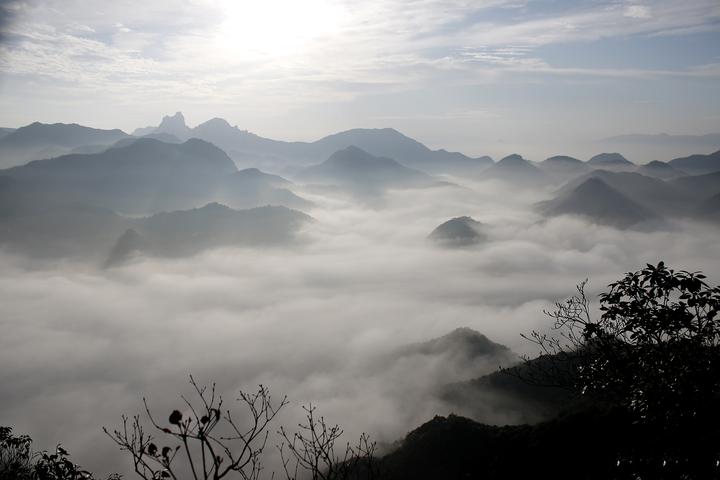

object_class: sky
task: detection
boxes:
[0,0,719,156]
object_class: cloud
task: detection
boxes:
[1,180,719,477]
[1,0,718,111]
[624,5,652,19]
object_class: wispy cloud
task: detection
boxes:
[0,0,718,141]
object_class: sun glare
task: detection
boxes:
[214,0,348,59]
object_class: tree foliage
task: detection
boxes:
[523,261,720,478]
[0,426,117,480]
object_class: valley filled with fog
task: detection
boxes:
[1,116,719,476]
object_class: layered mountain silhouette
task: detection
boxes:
[296,146,436,194]
[538,177,660,228]
[481,154,547,185]
[598,133,720,163]
[105,203,311,266]
[556,170,694,216]
[637,160,687,180]
[668,149,720,175]
[0,122,129,167]
[0,195,311,263]
[0,200,130,260]
[441,349,577,425]
[587,152,634,171]
[538,155,590,179]
[134,112,493,175]
[0,138,308,214]
[429,216,486,247]
[670,171,720,201]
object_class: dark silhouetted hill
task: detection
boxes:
[397,327,512,362]
[428,216,486,246]
[2,138,236,214]
[556,170,694,216]
[538,155,590,178]
[587,152,634,170]
[310,128,492,175]
[670,171,720,201]
[377,408,634,480]
[297,146,434,194]
[538,177,660,228]
[637,160,687,180]
[0,138,309,214]
[482,154,547,185]
[668,150,720,175]
[105,203,312,263]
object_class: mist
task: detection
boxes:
[1,177,718,477]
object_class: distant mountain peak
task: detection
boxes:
[197,117,234,129]
[429,216,486,247]
[499,153,524,163]
[645,160,670,168]
[398,326,511,359]
[155,112,191,138]
[588,152,633,165]
[538,176,658,228]
[327,145,383,164]
[161,111,186,125]
[544,155,582,164]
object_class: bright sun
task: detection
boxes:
[214,0,348,59]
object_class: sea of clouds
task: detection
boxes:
[1,178,719,477]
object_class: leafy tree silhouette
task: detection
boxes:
[521,261,720,478]
[0,426,118,480]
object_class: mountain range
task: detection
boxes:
[105,203,312,266]
[481,154,548,185]
[667,150,720,175]
[0,137,308,215]
[0,197,311,264]
[537,177,661,229]
[0,122,129,167]
[134,112,494,175]
[296,146,438,195]
[0,114,718,242]
[587,152,634,170]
